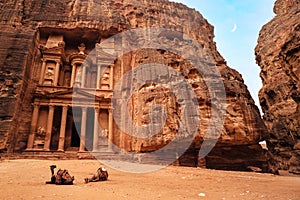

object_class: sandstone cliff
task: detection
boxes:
[0,0,268,171]
[255,0,300,174]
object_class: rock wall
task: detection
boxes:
[255,0,300,174]
[0,0,269,171]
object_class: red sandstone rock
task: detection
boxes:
[0,0,269,171]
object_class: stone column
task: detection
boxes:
[108,109,114,151]
[70,64,76,87]
[81,65,86,88]
[58,106,68,151]
[44,105,55,151]
[54,61,60,86]
[79,107,87,152]
[92,107,99,152]
[110,65,113,89]
[96,65,101,89]
[26,104,40,150]
[39,59,47,85]
[86,70,91,88]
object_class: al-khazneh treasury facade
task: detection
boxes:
[26,30,116,153]
[25,28,194,156]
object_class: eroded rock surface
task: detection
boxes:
[0,0,268,171]
[255,0,300,174]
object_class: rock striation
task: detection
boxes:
[255,0,300,174]
[0,0,269,171]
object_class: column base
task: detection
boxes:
[106,148,114,153]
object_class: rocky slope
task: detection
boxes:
[255,0,300,174]
[0,0,269,171]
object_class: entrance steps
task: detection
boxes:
[1,151,179,166]
[1,151,165,162]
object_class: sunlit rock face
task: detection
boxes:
[256,0,300,174]
[0,0,268,172]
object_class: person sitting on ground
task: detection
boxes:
[45,165,74,185]
[84,167,108,183]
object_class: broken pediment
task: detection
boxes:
[39,34,66,58]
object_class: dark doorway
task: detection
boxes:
[65,107,81,151]
[71,122,80,147]
[71,107,81,148]
[50,107,62,150]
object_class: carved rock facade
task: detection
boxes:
[0,0,268,171]
[255,0,300,174]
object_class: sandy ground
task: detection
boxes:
[0,159,299,200]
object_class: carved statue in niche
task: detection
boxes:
[65,77,71,86]
[36,126,46,138]
[78,43,86,55]
[34,126,46,149]
[100,68,110,89]
[100,129,108,138]
[45,67,54,81]
[63,65,71,86]
[74,65,82,87]
[63,72,71,86]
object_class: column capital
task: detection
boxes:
[55,59,61,64]
[62,105,68,112]
[48,104,56,108]
[33,103,40,107]
[81,107,88,112]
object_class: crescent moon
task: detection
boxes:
[231,24,237,32]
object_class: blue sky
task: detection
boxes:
[173,0,276,111]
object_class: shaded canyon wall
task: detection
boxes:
[255,0,300,174]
